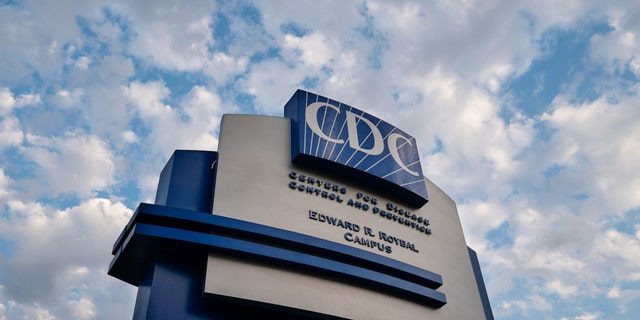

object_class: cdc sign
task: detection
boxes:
[109,90,494,320]
[285,90,428,207]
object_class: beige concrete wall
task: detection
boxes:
[205,114,486,319]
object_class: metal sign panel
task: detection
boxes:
[284,90,428,207]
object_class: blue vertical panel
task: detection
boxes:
[131,252,309,319]
[468,247,494,320]
[154,150,218,213]
[131,254,209,320]
[284,89,428,207]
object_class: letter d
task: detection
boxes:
[345,111,384,155]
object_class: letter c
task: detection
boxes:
[344,232,353,241]
[306,102,344,144]
[388,133,419,176]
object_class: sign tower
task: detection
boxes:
[108,90,493,319]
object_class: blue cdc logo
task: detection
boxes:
[284,90,428,207]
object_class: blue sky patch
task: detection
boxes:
[502,21,613,118]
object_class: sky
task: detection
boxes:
[0,0,639,319]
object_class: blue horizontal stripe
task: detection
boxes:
[112,203,442,289]
[111,222,446,308]
[109,203,447,308]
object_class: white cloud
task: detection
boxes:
[468,82,640,314]
[457,200,510,253]
[126,81,172,118]
[125,82,224,199]
[541,92,640,216]
[203,52,249,84]
[560,313,601,320]
[510,209,589,272]
[0,294,5,320]
[415,81,535,205]
[368,1,538,91]
[0,116,24,148]
[254,1,362,49]
[588,5,640,74]
[0,6,61,85]
[177,85,225,152]
[591,228,640,281]
[59,54,135,144]
[606,285,640,314]
[545,280,578,299]
[0,0,106,86]
[0,198,134,319]
[75,56,92,70]
[50,89,85,108]
[0,169,13,208]
[606,286,621,299]
[240,59,309,115]
[120,0,217,71]
[0,87,40,115]
[126,81,222,152]
[181,85,224,134]
[284,32,334,68]
[20,133,117,198]
[498,294,552,317]
[68,298,95,320]
[120,130,138,143]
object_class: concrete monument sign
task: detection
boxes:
[108,90,493,319]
